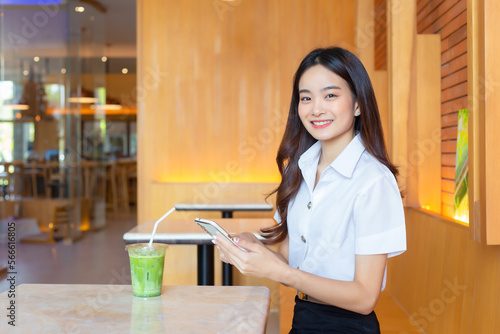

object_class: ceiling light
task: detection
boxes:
[61,68,67,74]
[101,56,107,62]
[3,104,30,111]
[75,6,85,13]
[122,68,128,74]
[33,56,40,62]
[23,70,29,76]
[68,97,98,104]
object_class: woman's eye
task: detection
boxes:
[326,94,336,99]
[300,96,311,102]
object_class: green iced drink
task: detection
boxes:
[126,243,168,297]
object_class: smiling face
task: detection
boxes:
[298,64,359,152]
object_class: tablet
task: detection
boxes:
[194,218,247,252]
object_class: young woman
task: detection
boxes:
[213,47,406,333]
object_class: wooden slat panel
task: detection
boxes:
[442,179,456,192]
[442,152,456,165]
[442,53,467,77]
[417,0,432,16]
[442,81,467,102]
[442,166,455,179]
[442,96,467,114]
[442,67,467,90]
[441,24,467,50]
[442,139,457,153]
[418,0,460,33]
[441,10,467,39]
[419,1,466,34]
[442,112,459,127]
[417,0,447,30]
[442,126,458,140]
[442,39,467,64]
[374,0,387,70]
[417,0,466,220]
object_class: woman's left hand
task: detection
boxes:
[213,234,286,281]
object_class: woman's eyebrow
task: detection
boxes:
[298,85,341,94]
[321,85,341,91]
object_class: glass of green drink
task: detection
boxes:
[126,243,168,297]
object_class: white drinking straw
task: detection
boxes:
[148,206,176,247]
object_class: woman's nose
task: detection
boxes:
[312,101,325,116]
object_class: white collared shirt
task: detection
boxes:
[275,134,406,288]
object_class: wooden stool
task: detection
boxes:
[105,161,118,214]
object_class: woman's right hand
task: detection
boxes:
[230,232,263,245]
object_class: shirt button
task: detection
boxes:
[301,235,306,243]
[307,201,312,209]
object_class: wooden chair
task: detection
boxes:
[105,161,118,214]
[116,159,136,214]
[45,161,66,199]
[23,162,48,198]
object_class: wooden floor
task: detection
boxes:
[0,209,420,333]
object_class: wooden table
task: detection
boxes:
[174,201,274,285]
[0,284,270,333]
[123,218,275,286]
[174,200,273,218]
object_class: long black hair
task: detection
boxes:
[261,47,398,243]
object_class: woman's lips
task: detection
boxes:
[311,120,333,128]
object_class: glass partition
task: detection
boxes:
[0,0,107,241]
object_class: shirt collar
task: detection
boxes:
[331,134,365,178]
[298,134,366,179]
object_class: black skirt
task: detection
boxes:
[289,296,381,334]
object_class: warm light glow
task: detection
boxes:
[155,173,281,183]
[33,56,40,62]
[61,68,67,74]
[15,112,22,119]
[101,56,107,62]
[91,104,123,111]
[68,97,98,104]
[3,104,29,110]
[35,115,41,121]
[47,107,136,115]
[454,213,469,225]
[121,68,129,74]
[75,6,85,12]
[23,70,29,76]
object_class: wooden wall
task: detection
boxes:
[376,0,467,217]
[387,208,500,333]
[374,0,387,70]
[417,0,467,217]
[137,0,356,223]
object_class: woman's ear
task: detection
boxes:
[354,102,360,117]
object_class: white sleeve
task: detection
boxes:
[273,210,281,224]
[353,174,406,258]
